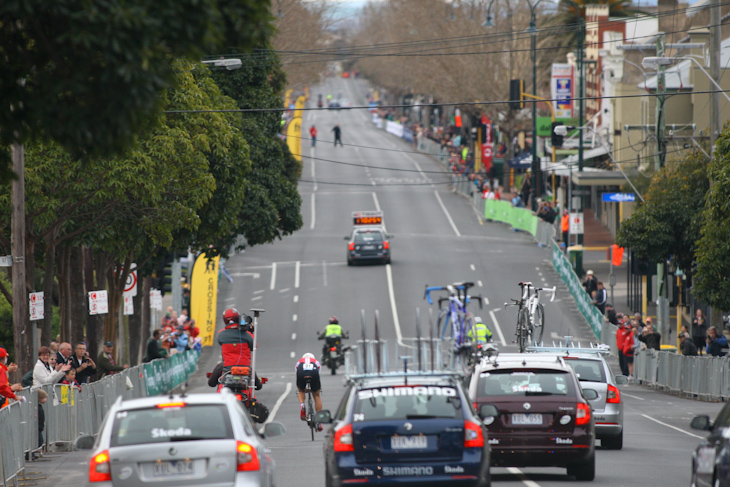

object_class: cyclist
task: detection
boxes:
[468,316,493,344]
[318,316,347,361]
[295,352,322,431]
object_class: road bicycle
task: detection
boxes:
[424,282,482,372]
[303,376,318,441]
[505,282,556,352]
[524,283,556,346]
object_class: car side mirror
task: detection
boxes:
[74,434,95,451]
[582,388,599,400]
[690,415,712,431]
[262,421,287,439]
[614,375,629,385]
[314,410,333,424]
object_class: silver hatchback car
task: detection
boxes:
[76,390,285,486]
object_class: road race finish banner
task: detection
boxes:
[143,350,200,396]
[551,241,602,339]
[191,253,220,347]
[484,200,538,236]
[551,63,575,119]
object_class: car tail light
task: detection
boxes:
[472,402,478,411]
[575,402,591,426]
[383,241,390,250]
[330,347,337,351]
[156,401,185,409]
[236,441,260,471]
[334,423,355,452]
[348,242,355,251]
[89,450,111,482]
[606,384,620,404]
[464,420,484,448]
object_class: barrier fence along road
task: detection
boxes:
[0,349,199,487]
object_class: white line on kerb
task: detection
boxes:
[434,191,461,237]
[386,264,405,346]
[295,261,300,289]
[262,382,293,431]
[489,310,507,346]
[310,193,316,230]
[641,414,703,439]
[270,263,277,291]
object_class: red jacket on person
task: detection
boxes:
[623,331,635,356]
[616,324,629,353]
[216,323,254,369]
[0,363,17,401]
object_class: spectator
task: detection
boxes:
[332,124,343,147]
[0,347,23,407]
[605,303,617,326]
[638,323,661,350]
[70,343,96,383]
[679,332,698,356]
[615,317,630,376]
[60,368,81,391]
[177,309,189,327]
[583,270,598,298]
[495,186,502,200]
[144,329,166,363]
[37,389,48,449]
[309,125,317,147]
[161,330,174,354]
[593,281,607,314]
[175,325,189,353]
[692,309,708,355]
[482,184,495,200]
[49,340,59,353]
[623,323,636,380]
[511,192,525,208]
[96,341,128,379]
[561,210,569,247]
[705,326,728,357]
[487,164,499,190]
[519,172,531,206]
[634,312,645,330]
[32,346,70,390]
[56,342,72,366]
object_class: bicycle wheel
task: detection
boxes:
[517,307,531,353]
[308,392,316,441]
[436,308,453,340]
[533,303,545,345]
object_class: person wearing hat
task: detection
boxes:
[96,341,128,379]
[583,270,598,298]
[174,324,190,353]
[0,347,24,407]
[679,331,698,356]
[605,303,617,326]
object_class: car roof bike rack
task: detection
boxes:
[525,336,611,355]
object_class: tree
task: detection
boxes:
[0,0,273,183]
[615,151,709,276]
[694,131,730,311]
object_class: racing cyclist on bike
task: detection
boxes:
[295,353,323,431]
[318,316,348,362]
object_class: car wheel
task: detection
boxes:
[602,432,623,450]
[385,256,391,265]
[568,452,595,481]
[347,257,353,266]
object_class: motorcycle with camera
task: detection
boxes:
[319,331,349,375]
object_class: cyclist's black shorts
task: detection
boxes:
[296,368,321,393]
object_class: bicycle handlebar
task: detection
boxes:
[534,286,557,302]
[424,282,476,305]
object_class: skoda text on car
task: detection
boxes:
[690,401,730,487]
[469,354,596,481]
[318,375,491,486]
[345,211,392,265]
[78,391,285,487]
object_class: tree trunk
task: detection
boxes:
[141,275,152,360]
[84,247,99,361]
[128,279,144,366]
[56,245,70,343]
[41,233,56,346]
[70,247,86,349]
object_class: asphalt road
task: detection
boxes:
[28,76,723,487]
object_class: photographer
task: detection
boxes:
[638,323,661,351]
[70,342,96,383]
[705,326,728,357]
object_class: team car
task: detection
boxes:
[469,353,596,481]
[690,401,730,487]
[316,374,491,486]
[74,391,285,487]
[345,211,393,265]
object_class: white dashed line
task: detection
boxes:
[506,467,541,487]
[291,333,296,340]
[294,295,299,303]
[270,263,277,290]
[470,264,476,271]
[290,351,295,358]
[295,261,300,289]
[310,193,316,230]
[254,290,265,295]
[293,314,298,322]
[386,264,405,346]
[478,280,483,287]
[372,192,381,212]
[279,288,290,293]
[251,296,262,302]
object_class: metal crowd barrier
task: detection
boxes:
[0,355,197,486]
[634,349,730,401]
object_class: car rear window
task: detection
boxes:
[563,358,606,382]
[477,369,575,397]
[110,404,233,447]
[354,231,384,243]
[354,385,463,421]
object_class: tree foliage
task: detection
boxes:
[615,151,709,276]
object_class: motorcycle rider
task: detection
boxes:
[318,316,348,362]
[468,317,493,344]
[210,308,262,389]
[295,352,322,431]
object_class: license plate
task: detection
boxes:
[512,413,543,425]
[330,351,338,358]
[152,460,194,477]
[362,245,375,250]
[391,435,428,449]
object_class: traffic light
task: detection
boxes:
[551,121,565,148]
[509,79,524,110]
[154,253,175,296]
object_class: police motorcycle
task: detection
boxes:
[318,316,350,375]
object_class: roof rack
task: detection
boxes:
[525,336,610,355]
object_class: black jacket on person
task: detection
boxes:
[583,276,598,297]
[606,308,617,326]
[638,331,662,351]
[70,355,96,383]
[144,337,164,363]
[680,339,698,356]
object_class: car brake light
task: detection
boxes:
[606,384,620,404]
[334,423,355,452]
[464,420,484,448]
[236,441,260,471]
[156,401,185,409]
[472,402,477,411]
[89,450,111,482]
[383,241,390,250]
[348,242,355,251]
[575,402,591,426]
[330,347,337,351]
[236,394,243,401]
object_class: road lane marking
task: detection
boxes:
[295,261,300,288]
[385,264,405,346]
[470,264,476,271]
[291,333,296,340]
[478,280,483,287]
[641,414,703,438]
[270,263,277,290]
[262,382,293,431]
[279,288,290,293]
[294,295,299,303]
[251,296,262,302]
[434,190,461,237]
[323,260,328,286]
[489,310,507,346]
[506,467,541,487]
[311,148,317,191]
[622,393,645,401]
[482,296,490,305]
[293,314,298,322]
[290,351,295,358]
[310,193,316,230]
[372,192,381,211]
[254,289,265,295]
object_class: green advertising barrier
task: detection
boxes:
[143,349,200,397]
[484,200,538,236]
[551,240,603,339]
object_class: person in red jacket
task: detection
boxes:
[309,125,317,147]
[0,347,24,407]
[615,316,630,377]
[623,324,637,379]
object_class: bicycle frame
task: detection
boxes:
[424,283,482,345]
[525,285,556,327]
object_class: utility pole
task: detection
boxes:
[11,143,30,374]
[655,32,667,170]
[710,0,722,156]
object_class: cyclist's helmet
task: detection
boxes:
[328,316,339,324]
[222,308,240,326]
[303,353,316,361]
[475,316,484,323]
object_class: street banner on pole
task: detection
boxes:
[190,254,220,347]
[551,63,575,118]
